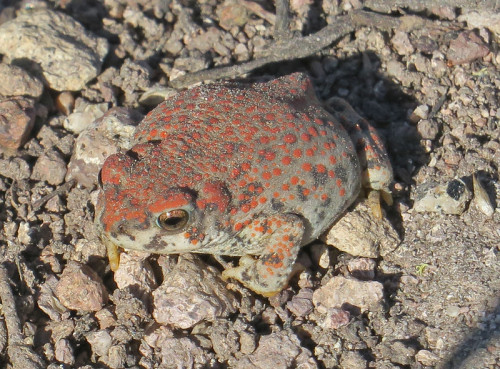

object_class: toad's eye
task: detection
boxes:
[156,209,189,232]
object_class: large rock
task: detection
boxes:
[323,200,400,258]
[0,9,108,91]
[313,276,384,313]
[152,255,238,329]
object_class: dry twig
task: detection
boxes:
[30,178,76,214]
[364,0,499,12]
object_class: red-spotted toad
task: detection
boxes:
[95,73,392,296]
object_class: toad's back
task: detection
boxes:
[132,73,361,243]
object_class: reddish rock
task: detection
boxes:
[286,288,314,317]
[447,31,490,65]
[216,0,249,30]
[0,96,36,149]
[322,308,351,329]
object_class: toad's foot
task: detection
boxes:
[367,189,393,220]
[103,237,121,271]
[222,213,304,297]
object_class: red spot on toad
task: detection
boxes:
[283,134,297,144]
[316,164,326,173]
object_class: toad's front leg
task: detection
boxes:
[222,213,304,297]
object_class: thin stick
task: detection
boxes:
[363,0,498,12]
[30,178,76,214]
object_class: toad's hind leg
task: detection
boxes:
[222,213,304,297]
[326,97,393,218]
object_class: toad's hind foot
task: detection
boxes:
[222,213,304,297]
[326,97,394,219]
[367,189,393,220]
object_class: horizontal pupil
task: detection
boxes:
[164,217,183,226]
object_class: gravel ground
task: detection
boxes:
[0,1,498,369]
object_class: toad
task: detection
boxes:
[95,73,392,296]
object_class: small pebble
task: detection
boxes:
[54,338,75,365]
[0,63,43,98]
[105,344,127,369]
[409,104,429,123]
[113,251,157,295]
[31,150,67,185]
[0,9,108,91]
[286,288,314,317]
[417,119,439,140]
[65,107,142,187]
[233,330,316,368]
[347,258,376,280]
[324,200,400,258]
[216,0,249,30]
[321,308,351,329]
[86,330,112,358]
[415,349,440,366]
[413,179,472,215]
[339,350,368,369]
[391,30,415,55]
[472,174,495,216]
[309,243,330,269]
[63,102,109,134]
[55,91,75,115]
